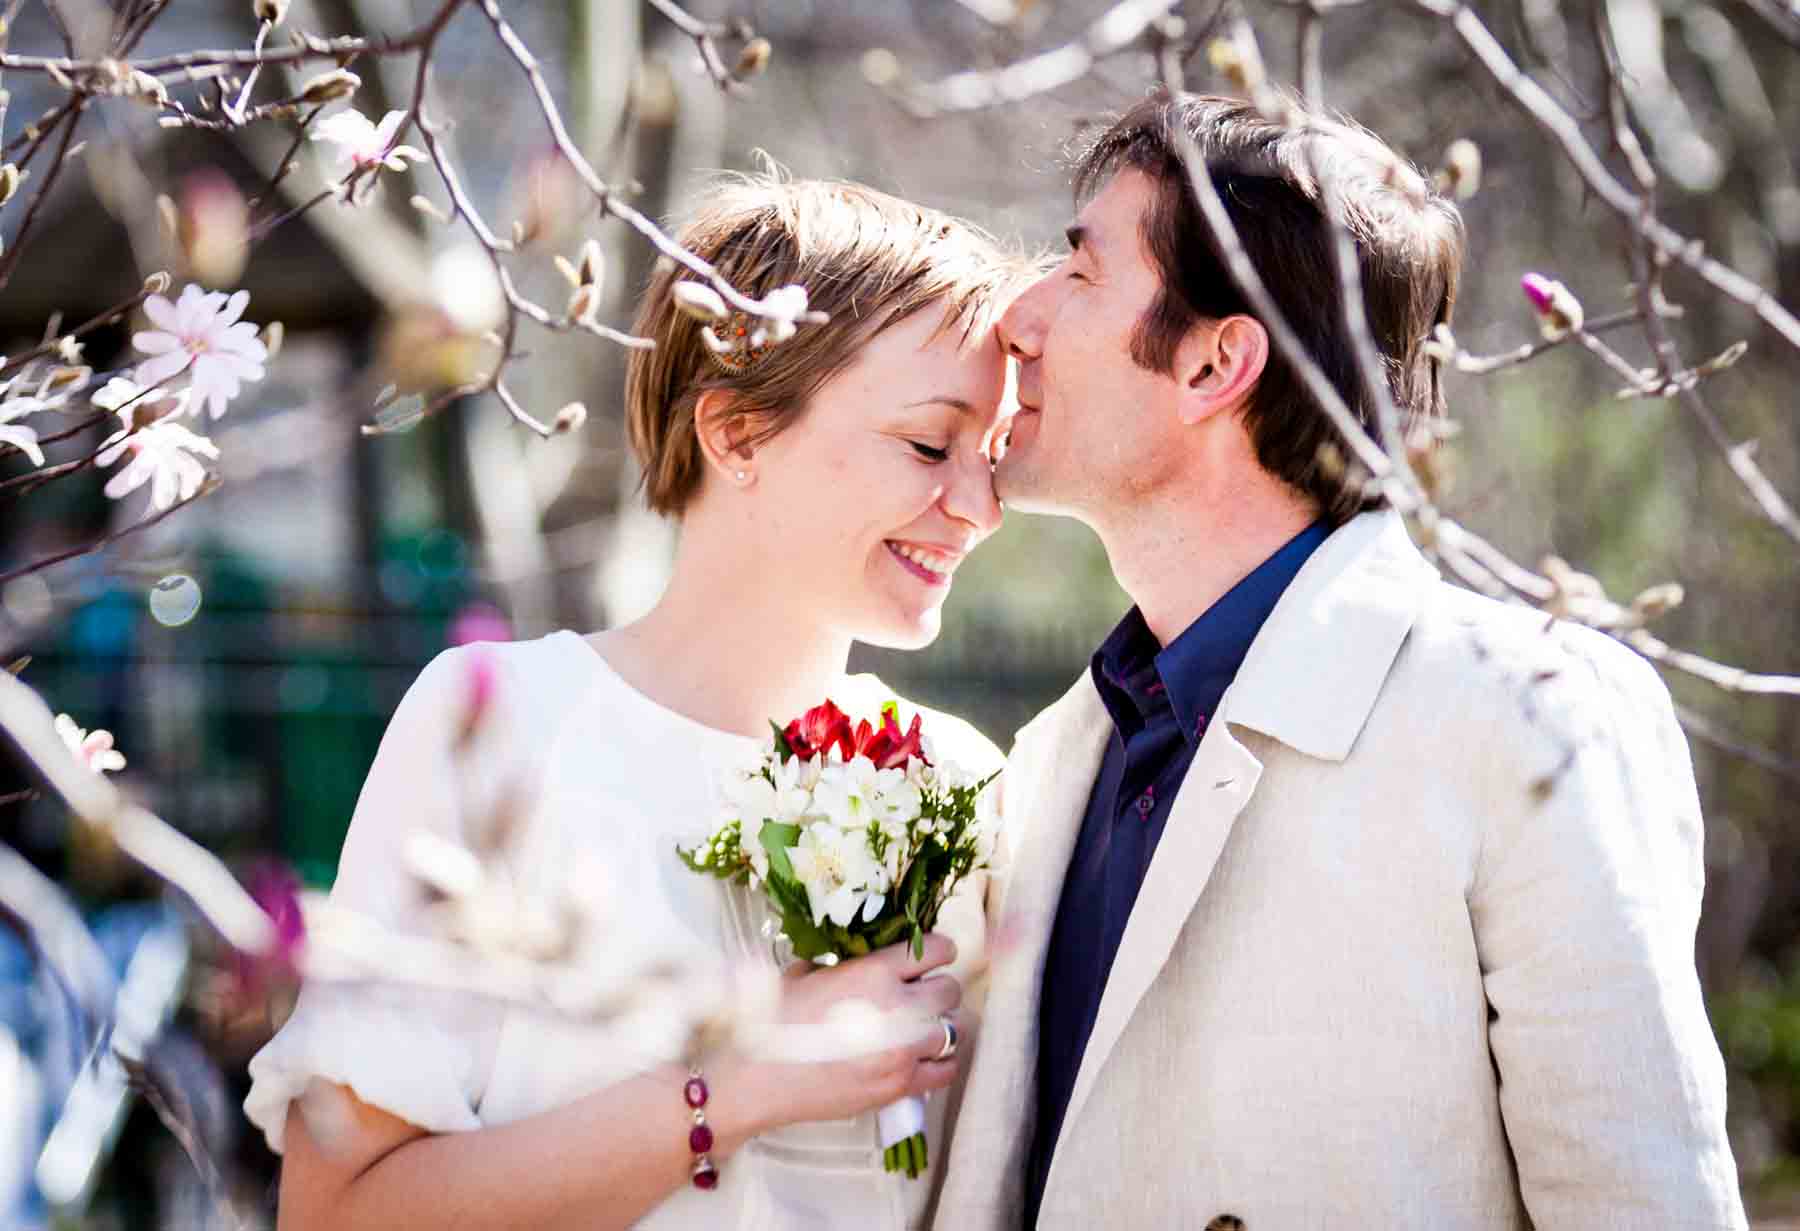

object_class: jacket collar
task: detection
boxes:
[1217,508,1436,762]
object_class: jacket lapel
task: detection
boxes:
[1048,722,1264,1168]
[1047,509,1434,1174]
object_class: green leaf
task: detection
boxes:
[770,720,794,762]
[758,822,801,883]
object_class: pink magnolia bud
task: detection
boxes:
[454,648,499,750]
[245,859,305,969]
[1519,272,1583,339]
[1520,272,1555,313]
[178,167,249,286]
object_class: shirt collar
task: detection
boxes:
[1091,519,1332,747]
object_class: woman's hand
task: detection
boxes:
[725,934,964,1132]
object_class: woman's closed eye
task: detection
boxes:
[908,440,950,463]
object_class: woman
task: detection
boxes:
[244,174,1024,1229]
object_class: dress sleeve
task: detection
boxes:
[243,647,512,1154]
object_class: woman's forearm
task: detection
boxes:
[281,1059,773,1231]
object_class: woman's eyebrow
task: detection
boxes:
[903,397,978,417]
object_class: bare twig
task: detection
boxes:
[1411,0,1800,355]
[896,0,1182,115]
[0,477,221,587]
[644,0,751,93]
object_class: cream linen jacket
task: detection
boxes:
[933,510,1744,1231]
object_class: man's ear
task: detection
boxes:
[694,388,758,485]
[1175,314,1268,426]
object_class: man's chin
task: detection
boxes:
[994,454,1052,511]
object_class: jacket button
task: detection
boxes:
[1205,1218,1244,1231]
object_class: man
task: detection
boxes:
[935,93,1744,1228]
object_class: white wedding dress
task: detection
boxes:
[244,630,1000,1229]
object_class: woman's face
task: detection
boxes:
[749,307,1008,651]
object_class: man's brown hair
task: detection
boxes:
[626,173,1023,516]
[1073,92,1464,522]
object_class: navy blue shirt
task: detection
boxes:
[1023,520,1330,1225]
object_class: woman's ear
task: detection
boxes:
[694,389,757,486]
[1174,314,1269,426]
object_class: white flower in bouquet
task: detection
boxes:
[788,822,888,928]
[680,698,999,1181]
[813,756,913,832]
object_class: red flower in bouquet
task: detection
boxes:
[853,709,927,771]
[782,699,855,761]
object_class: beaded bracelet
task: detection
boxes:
[683,1067,718,1190]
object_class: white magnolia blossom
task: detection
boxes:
[90,374,191,428]
[751,283,810,346]
[133,285,268,419]
[97,418,221,510]
[0,367,94,465]
[55,714,127,775]
[787,822,888,929]
[0,403,44,466]
[313,109,425,176]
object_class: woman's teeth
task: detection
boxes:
[889,542,953,579]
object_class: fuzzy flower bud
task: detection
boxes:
[1207,35,1265,97]
[576,238,604,292]
[1629,583,1684,623]
[565,281,601,326]
[143,270,172,295]
[672,282,728,322]
[0,163,19,207]
[129,70,170,109]
[1520,272,1584,340]
[299,69,361,106]
[259,320,285,361]
[553,402,588,434]
[255,0,290,24]
[177,167,250,286]
[734,38,772,80]
[1437,139,1481,201]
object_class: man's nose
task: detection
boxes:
[998,277,1050,362]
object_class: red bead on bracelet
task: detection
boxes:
[685,1067,718,1190]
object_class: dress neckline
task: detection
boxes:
[552,629,890,750]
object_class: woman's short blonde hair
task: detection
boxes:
[625,173,1024,516]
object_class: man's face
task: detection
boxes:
[993,170,1186,519]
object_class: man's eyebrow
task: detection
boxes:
[904,396,978,416]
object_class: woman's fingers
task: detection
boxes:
[910,970,962,1015]
[911,1055,961,1094]
[911,1008,963,1062]
[888,933,957,980]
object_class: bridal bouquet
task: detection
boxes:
[679,699,998,1178]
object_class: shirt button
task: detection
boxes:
[1134,789,1155,817]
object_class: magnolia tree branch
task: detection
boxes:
[0,476,221,586]
[1159,18,1800,709]
[888,0,1184,115]
[890,0,1799,713]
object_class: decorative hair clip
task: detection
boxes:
[703,310,772,375]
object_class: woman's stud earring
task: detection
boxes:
[734,470,749,482]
